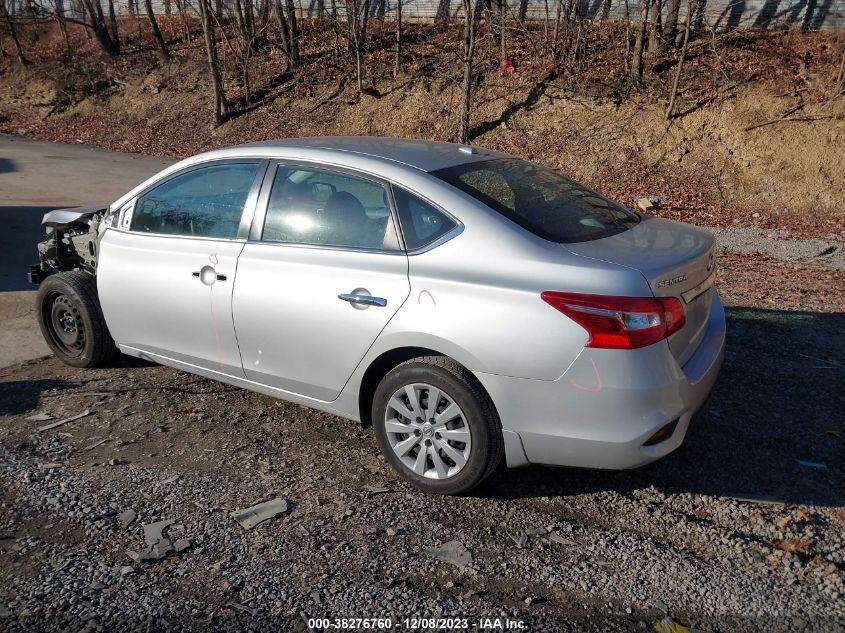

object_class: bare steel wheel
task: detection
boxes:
[373,356,503,495]
[36,271,119,368]
[385,383,473,480]
[45,292,86,358]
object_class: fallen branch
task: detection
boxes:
[37,410,92,432]
[742,102,805,131]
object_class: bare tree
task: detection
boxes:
[435,0,450,24]
[394,0,402,77]
[198,0,228,125]
[78,0,120,55]
[647,0,661,51]
[458,0,477,143]
[54,0,72,55]
[663,0,681,47]
[174,0,191,43]
[273,0,298,68]
[349,0,370,92]
[630,0,650,83]
[0,0,27,64]
[665,0,694,119]
[284,0,298,64]
[144,0,170,60]
[107,0,120,51]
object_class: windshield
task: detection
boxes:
[432,158,640,243]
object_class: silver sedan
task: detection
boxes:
[31,137,725,494]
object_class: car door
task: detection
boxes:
[98,160,267,377]
[232,162,410,401]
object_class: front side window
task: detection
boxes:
[392,187,457,251]
[131,163,260,238]
[262,165,400,251]
[432,159,640,243]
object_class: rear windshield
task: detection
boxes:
[432,158,640,243]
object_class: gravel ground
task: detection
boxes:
[711,227,845,270]
[1,258,844,633]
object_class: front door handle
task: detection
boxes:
[338,292,387,308]
[192,265,226,286]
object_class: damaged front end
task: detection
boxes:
[29,207,107,285]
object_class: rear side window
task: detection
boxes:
[392,187,457,251]
[131,163,260,238]
[432,159,639,243]
[262,165,400,251]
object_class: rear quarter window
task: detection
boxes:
[392,187,457,251]
[433,158,639,244]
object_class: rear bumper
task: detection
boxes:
[477,290,726,470]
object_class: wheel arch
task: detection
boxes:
[357,346,498,427]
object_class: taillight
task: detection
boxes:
[540,291,686,349]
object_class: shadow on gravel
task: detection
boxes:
[0,378,81,416]
[483,307,845,507]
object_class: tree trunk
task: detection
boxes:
[394,0,401,77]
[458,0,476,144]
[518,0,528,21]
[435,0,450,24]
[623,0,630,71]
[80,0,119,54]
[107,0,120,52]
[352,0,369,91]
[285,0,298,65]
[145,0,170,60]
[691,0,704,30]
[552,0,562,57]
[55,0,71,55]
[500,0,506,59]
[274,0,291,64]
[663,0,680,47]
[198,0,228,126]
[0,0,27,64]
[630,0,650,83]
[665,0,692,119]
[163,0,171,15]
[801,0,817,29]
[647,0,661,51]
[174,0,190,42]
[258,0,269,31]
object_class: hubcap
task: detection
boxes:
[384,383,472,480]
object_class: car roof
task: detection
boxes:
[208,136,512,172]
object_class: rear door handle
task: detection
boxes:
[338,293,387,307]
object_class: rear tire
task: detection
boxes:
[36,270,119,368]
[372,356,503,495]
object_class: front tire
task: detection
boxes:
[372,356,503,495]
[36,270,119,368]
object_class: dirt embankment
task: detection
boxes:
[1,25,843,237]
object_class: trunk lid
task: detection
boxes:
[564,216,716,366]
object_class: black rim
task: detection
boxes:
[43,291,85,358]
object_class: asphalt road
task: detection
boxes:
[0,134,173,367]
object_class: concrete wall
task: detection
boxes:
[299,0,844,30]
[73,0,845,30]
